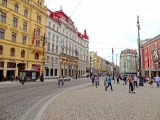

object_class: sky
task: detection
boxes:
[44,0,160,65]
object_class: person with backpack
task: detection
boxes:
[105,75,113,91]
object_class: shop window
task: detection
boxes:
[0,45,3,54]
[10,48,15,56]
[14,3,18,12]
[35,52,39,59]
[21,50,25,58]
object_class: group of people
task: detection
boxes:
[104,74,138,93]
[91,75,100,88]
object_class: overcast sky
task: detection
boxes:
[44,0,160,65]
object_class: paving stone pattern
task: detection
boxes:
[41,80,160,120]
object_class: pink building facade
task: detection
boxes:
[141,35,160,78]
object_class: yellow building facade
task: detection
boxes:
[0,0,47,80]
[93,53,101,74]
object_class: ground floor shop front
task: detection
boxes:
[0,59,42,81]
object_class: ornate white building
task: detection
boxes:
[44,9,89,78]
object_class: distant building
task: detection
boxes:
[119,49,138,75]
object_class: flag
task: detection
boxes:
[112,48,114,54]
[32,29,36,45]
[42,33,45,47]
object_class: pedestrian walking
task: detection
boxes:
[148,77,154,88]
[21,76,25,85]
[116,76,120,84]
[133,75,138,88]
[95,76,98,88]
[91,75,95,85]
[106,75,113,91]
[154,75,159,88]
[128,75,135,93]
[123,75,127,85]
[57,76,61,85]
[10,74,14,82]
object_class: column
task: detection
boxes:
[3,60,7,77]
[15,62,19,77]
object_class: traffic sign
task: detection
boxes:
[51,64,54,66]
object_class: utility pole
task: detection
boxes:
[90,56,92,78]
[116,54,117,75]
[112,48,115,84]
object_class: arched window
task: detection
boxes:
[10,48,15,56]
[36,28,40,35]
[35,52,39,59]
[21,50,25,58]
[14,3,18,12]
[24,9,28,17]
[0,45,3,54]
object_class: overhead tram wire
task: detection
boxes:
[70,0,83,17]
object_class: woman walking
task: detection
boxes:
[128,75,135,93]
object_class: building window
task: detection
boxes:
[51,57,54,63]
[47,56,49,63]
[56,46,58,53]
[47,43,50,51]
[24,9,28,17]
[0,12,6,22]
[52,35,55,41]
[14,3,18,12]
[2,0,7,6]
[37,16,41,23]
[48,32,50,39]
[21,50,25,58]
[0,28,5,39]
[12,32,16,41]
[48,22,51,26]
[13,17,18,27]
[22,36,26,44]
[53,24,55,29]
[36,28,40,35]
[52,45,54,52]
[0,45,3,54]
[36,40,40,46]
[23,22,27,30]
[10,48,15,56]
[35,52,39,59]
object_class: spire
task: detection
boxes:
[83,29,89,39]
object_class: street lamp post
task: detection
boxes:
[137,15,143,86]
[112,48,115,84]
[90,56,92,78]
[135,53,137,76]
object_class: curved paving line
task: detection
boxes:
[19,82,91,120]
[34,83,91,120]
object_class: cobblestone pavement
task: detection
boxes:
[0,78,90,120]
[41,80,160,120]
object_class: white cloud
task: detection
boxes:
[45,0,160,65]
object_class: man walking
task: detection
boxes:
[106,75,113,91]
[133,75,138,88]
[155,75,159,88]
